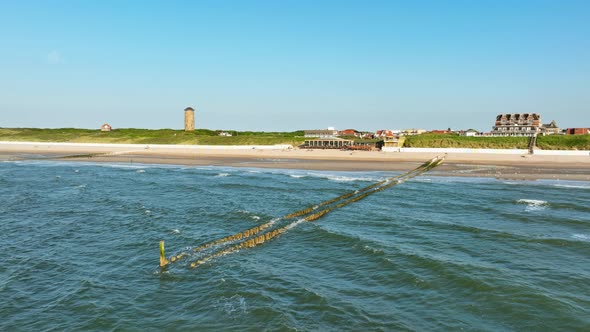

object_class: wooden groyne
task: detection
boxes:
[160,156,445,270]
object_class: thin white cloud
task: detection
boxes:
[47,50,63,64]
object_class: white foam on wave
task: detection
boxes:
[363,245,385,255]
[215,173,230,177]
[285,218,306,230]
[136,169,145,173]
[517,199,548,205]
[326,175,373,182]
[192,166,215,171]
[102,164,153,169]
[517,199,548,211]
[216,295,247,315]
[553,184,590,189]
[266,217,281,227]
[251,216,261,221]
[267,168,382,183]
[572,234,590,241]
[413,176,497,185]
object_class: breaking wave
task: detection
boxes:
[517,199,548,206]
[552,184,590,189]
[572,234,590,241]
[517,199,548,211]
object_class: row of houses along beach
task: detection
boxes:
[302,113,589,152]
[88,108,589,154]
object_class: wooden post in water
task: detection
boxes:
[159,241,169,268]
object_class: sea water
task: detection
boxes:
[0,161,589,330]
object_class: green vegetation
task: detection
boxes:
[404,133,590,150]
[1,128,588,149]
[537,135,590,150]
[404,134,529,149]
[0,128,306,146]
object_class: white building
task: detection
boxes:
[304,127,338,138]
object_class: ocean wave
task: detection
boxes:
[413,176,497,185]
[215,295,248,315]
[102,164,156,170]
[267,217,281,227]
[136,169,145,173]
[304,172,380,182]
[215,173,230,177]
[552,184,590,189]
[517,199,548,205]
[264,168,383,182]
[361,245,386,255]
[516,199,548,211]
[325,175,377,182]
[572,234,590,241]
[285,218,306,230]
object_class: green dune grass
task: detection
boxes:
[404,134,529,149]
[0,128,306,146]
[1,129,588,150]
[404,133,590,150]
[536,135,590,150]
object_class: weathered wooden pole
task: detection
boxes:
[159,241,169,268]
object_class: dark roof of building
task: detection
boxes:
[543,120,558,128]
[184,107,194,111]
[497,113,540,120]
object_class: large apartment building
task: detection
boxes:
[491,113,542,137]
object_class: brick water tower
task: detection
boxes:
[184,107,195,131]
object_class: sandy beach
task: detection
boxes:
[1,141,589,181]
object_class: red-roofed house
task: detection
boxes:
[375,130,395,138]
[101,123,112,132]
[338,129,361,137]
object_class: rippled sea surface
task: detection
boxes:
[1,161,589,331]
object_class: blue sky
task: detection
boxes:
[0,1,588,131]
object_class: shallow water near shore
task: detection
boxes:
[1,161,589,330]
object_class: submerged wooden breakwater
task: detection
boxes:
[160,156,445,270]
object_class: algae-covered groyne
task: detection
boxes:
[160,156,445,270]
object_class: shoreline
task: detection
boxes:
[1,141,590,181]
